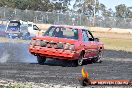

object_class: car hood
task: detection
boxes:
[33,36,78,44]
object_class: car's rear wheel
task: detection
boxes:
[92,51,102,63]
[37,56,46,64]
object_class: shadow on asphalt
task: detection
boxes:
[30,59,94,67]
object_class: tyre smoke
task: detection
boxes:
[0,43,36,63]
[0,51,10,63]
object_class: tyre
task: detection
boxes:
[6,34,13,39]
[22,32,31,40]
[75,54,84,66]
[92,51,102,63]
[37,56,46,64]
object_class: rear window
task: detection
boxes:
[8,21,20,27]
[7,21,21,31]
[8,23,19,26]
[44,26,78,40]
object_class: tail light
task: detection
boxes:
[57,42,63,49]
[64,43,75,51]
[69,44,75,50]
[64,43,70,50]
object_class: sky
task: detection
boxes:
[98,0,132,11]
[69,0,132,11]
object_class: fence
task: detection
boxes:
[0,7,132,29]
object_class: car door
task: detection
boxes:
[28,24,40,36]
[87,30,98,57]
[82,29,98,58]
[82,30,92,58]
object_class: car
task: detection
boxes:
[28,25,104,66]
[5,20,40,39]
[5,20,23,39]
[27,22,40,37]
[20,24,31,40]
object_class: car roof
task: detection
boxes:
[51,25,88,30]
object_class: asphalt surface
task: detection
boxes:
[0,42,132,87]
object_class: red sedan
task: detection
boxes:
[29,25,104,66]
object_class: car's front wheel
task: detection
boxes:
[37,56,46,64]
[92,51,102,63]
[75,55,84,66]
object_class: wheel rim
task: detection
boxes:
[78,56,83,66]
[98,51,102,59]
[94,51,102,63]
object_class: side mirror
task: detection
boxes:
[94,38,99,42]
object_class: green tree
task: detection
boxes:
[74,0,100,17]
[115,4,127,18]
[126,7,132,18]
[0,0,69,12]
[102,8,114,17]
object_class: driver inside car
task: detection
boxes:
[54,28,63,37]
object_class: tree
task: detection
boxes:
[73,0,99,17]
[115,4,127,18]
[0,0,70,12]
[0,0,15,8]
[126,7,132,18]
[102,8,114,17]
[99,3,106,12]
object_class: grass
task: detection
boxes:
[100,38,132,52]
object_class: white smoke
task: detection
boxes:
[0,51,10,63]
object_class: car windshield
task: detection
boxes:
[43,26,78,40]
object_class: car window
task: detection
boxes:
[87,30,94,41]
[8,21,21,27]
[33,25,39,30]
[7,21,21,31]
[82,30,89,42]
[28,24,32,27]
[44,26,78,40]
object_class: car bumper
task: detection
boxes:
[6,33,20,37]
[29,46,79,60]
